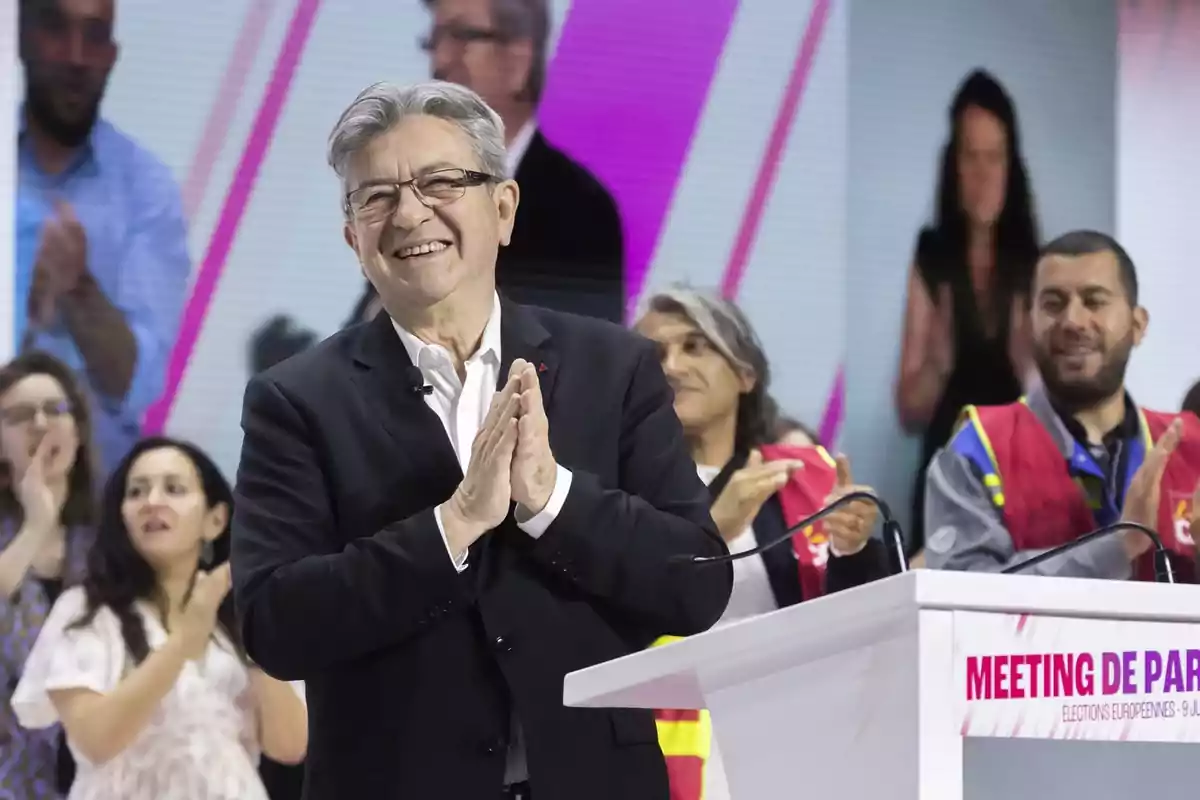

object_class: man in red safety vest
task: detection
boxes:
[924,229,1200,580]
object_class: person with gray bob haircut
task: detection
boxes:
[634,286,892,800]
[634,287,890,618]
[230,80,731,800]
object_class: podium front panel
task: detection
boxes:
[951,610,1200,743]
[948,608,1200,799]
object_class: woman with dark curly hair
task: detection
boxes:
[13,437,306,799]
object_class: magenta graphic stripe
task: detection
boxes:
[143,0,322,434]
[181,0,278,221]
[534,0,741,320]
[817,366,844,448]
[720,0,831,298]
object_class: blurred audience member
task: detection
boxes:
[636,288,890,800]
[13,437,307,799]
[1184,379,1200,420]
[0,352,97,799]
[896,69,1040,557]
[422,0,624,321]
[925,231,1200,581]
[18,0,191,473]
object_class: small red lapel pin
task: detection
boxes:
[538,362,548,373]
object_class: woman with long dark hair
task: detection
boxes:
[0,352,98,799]
[896,69,1041,557]
[13,437,306,799]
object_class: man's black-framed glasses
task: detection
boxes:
[345,168,496,220]
[418,24,508,52]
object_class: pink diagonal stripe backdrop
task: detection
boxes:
[144,0,322,434]
[534,0,741,321]
[719,0,830,299]
[712,0,844,446]
[181,0,278,221]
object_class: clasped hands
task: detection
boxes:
[442,359,558,553]
[29,200,88,327]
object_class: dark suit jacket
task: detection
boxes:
[498,131,625,323]
[708,453,892,609]
[231,299,733,800]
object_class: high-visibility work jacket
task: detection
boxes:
[952,400,1200,581]
[651,636,712,800]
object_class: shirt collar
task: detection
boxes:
[17,105,102,176]
[1056,393,1140,452]
[1026,382,1142,456]
[506,120,537,177]
[392,292,503,370]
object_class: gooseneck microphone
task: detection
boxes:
[1000,520,1175,583]
[670,490,910,575]
[404,366,434,396]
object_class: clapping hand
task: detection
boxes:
[15,435,60,536]
[1189,479,1200,565]
[709,450,804,543]
[1120,418,1182,560]
[29,201,87,325]
[179,563,232,661]
[823,455,877,556]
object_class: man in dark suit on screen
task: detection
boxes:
[419,0,625,322]
[230,80,731,800]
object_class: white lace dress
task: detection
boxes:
[11,586,297,800]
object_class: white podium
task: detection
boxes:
[565,570,1200,799]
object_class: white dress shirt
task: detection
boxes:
[391,291,571,784]
[695,465,778,626]
[506,120,537,177]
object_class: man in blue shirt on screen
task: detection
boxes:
[17,0,191,472]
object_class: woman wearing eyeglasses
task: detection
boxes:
[0,351,99,799]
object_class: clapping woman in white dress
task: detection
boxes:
[12,436,308,799]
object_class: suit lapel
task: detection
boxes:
[350,313,460,476]
[497,298,559,410]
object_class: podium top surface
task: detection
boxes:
[564,569,1200,710]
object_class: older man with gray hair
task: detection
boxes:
[230,80,731,800]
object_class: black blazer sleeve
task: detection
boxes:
[231,375,467,680]
[525,340,732,638]
[824,538,892,595]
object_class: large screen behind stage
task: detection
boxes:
[7,0,1194,527]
